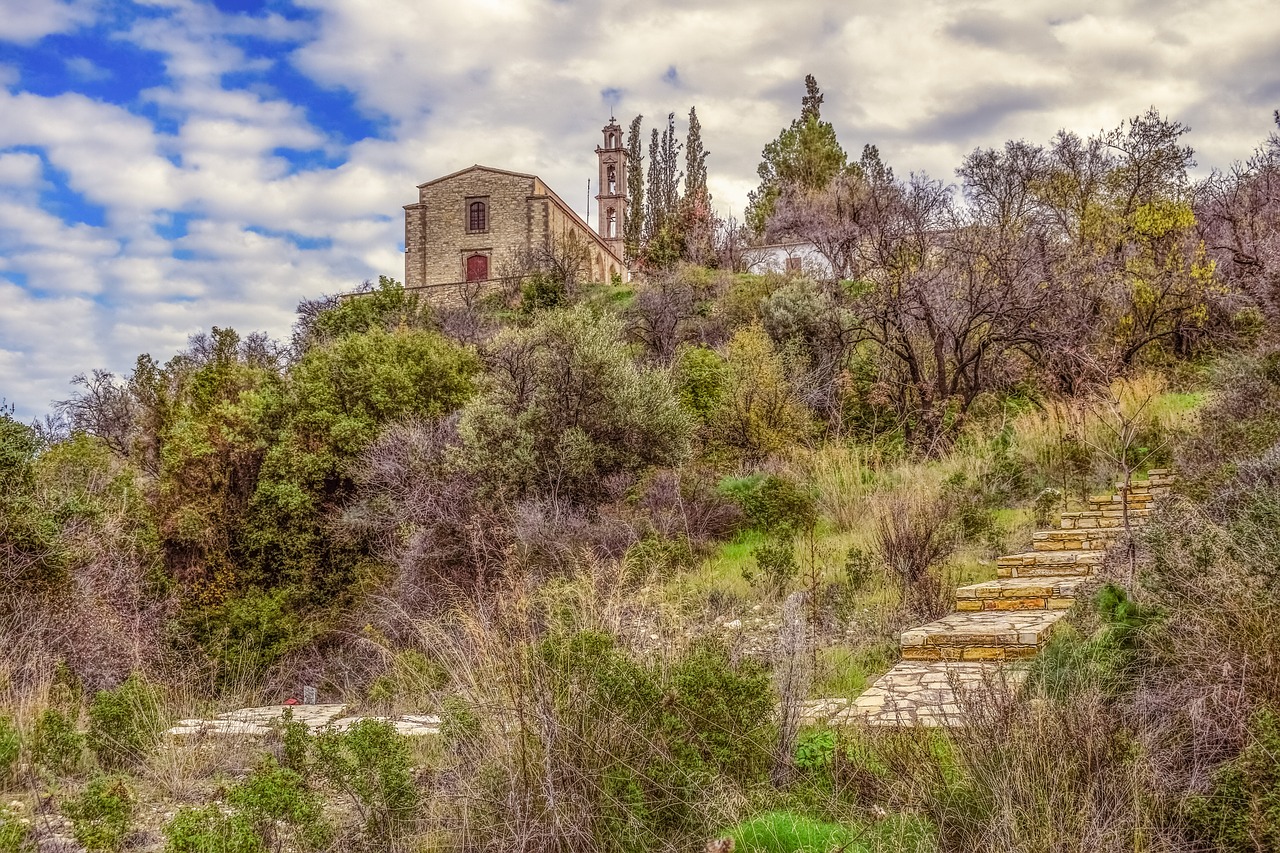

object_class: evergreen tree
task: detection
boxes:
[745,75,848,235]
[800,74,823,122]
[659,111,684,217]
[624,115,645,263]
[645,127,662,242]
[685,106,709,203]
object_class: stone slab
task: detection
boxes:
[804,662,1027,727]
[996,550,1105,578]
[900,610,1066,660]
[216,704,348,729]
[955,576,1090,610]
[329,715,441,737]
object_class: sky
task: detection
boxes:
[1,0,1278,421]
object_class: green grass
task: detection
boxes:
[717,811,937,853]
[812,642,898,697]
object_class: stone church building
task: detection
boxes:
[403,120,629,290]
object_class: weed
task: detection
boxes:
[164,806,264,853]
[1184,707,1280,851]
[0,806,32,853]
[63,774,134,852]
[0,717,19,783]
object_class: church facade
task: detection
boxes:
[403,120,629,291]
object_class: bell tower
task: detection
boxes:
[595,118,627,263]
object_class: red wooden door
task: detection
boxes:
[466,254,488,282]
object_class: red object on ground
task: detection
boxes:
[283,697,300,706]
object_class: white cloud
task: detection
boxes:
[2,0,1280,420]
[0,0,95,45]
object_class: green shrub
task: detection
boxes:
[86,673,164,770]
[793,730,837,774]
[0,805,33,853]
[227,757,329,852]
[164,806,264,853]
[276,709,310,773]
[721,474,817,537]
[520,272,566,314]
[0,717,19,782]
[744,536,798,595]
[1184,707,1280,851]
[32,708,83,776]
[1030,583,1163,698]
[313,720,420,847]
[1033,487,1062,528]
[63,774,134,852]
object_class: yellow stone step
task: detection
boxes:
[1059,508,1152,530]
[997,549,1105,578]
[900,610,1067,661]
[1032,528,1124,552]
[955,575,1090,611]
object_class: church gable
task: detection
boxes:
[404,128,629,293]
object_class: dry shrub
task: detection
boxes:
[635,468,743,549]
[407,558,777,853]
[872,494,954,621]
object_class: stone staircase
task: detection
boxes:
[805,469,1174,727]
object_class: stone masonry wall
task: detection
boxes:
[404,167,626,294]
[407,169,535,288]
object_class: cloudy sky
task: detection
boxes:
[1,0,1277,420]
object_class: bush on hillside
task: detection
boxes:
[86,673,164,770]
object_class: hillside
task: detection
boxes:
[3,104,1280,853]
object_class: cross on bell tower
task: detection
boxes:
[595,118,627,262]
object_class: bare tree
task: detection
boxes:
[626,270,699,362]
[56,369,136,456]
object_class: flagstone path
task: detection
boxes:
[804,469,1174,727]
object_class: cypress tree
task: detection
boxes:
[625,115,645,263]
[685,106,709,203]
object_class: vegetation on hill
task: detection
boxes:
[2,88,1280,852]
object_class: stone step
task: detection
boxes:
[1059,508,1152,530]
[900,610,1068,661]
[955,575,1091,611]
[997,549,1106,578]
[804,661,1027,727]
[1032,528,1125,551]
[1086,493,1155,510]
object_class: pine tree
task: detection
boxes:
[659,112,683,222]
[624,115,645,263]
[745,75,848,235]
[800,74,823,122]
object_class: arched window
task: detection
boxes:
[468,200,487,232]
[607,209,617,238]
[607,132,616,148]
[607,165,617,194]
